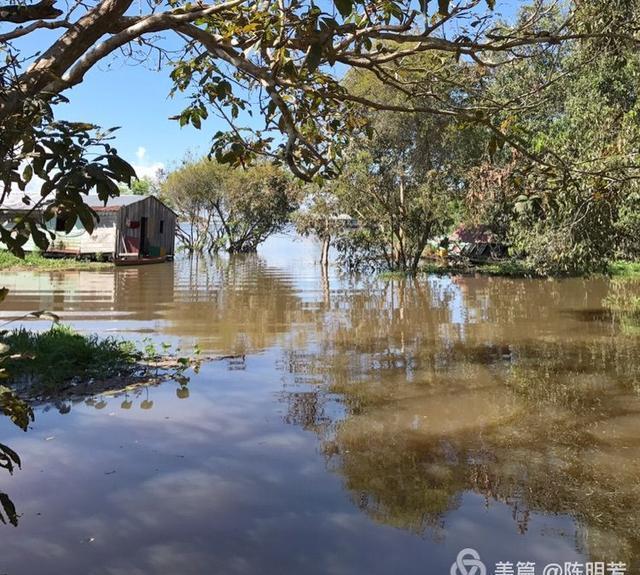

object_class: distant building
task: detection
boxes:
[0,194,177,259]
[448,224,508,261]
[332,213,359,229]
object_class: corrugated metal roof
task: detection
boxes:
[1,193,145,212]
[85,195,143,209]
[0,193,50,211]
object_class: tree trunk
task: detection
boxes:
[397,177,407,271]
[320,234,330,267]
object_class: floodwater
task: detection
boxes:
[1,234,640,575]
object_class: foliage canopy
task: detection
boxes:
[0,0,615,254]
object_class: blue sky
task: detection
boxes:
[60,60,201,178]
[17,27,227,179]
[20,0,525,179]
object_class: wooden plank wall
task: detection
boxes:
[117,197,176,257]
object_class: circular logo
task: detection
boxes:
[450,548,487,575]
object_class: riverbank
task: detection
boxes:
[377,260,640,280]
[421,259,536,278]
[0,251,111,271]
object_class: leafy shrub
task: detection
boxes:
[0,325,141,388]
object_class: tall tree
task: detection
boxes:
[300,53,485,274]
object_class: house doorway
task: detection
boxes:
[139,217,148,255]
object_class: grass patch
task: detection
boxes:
[0,251,110,271]
[0,325,202,399]
[378,270,412,280]
[608,261,640,278]
[420,259,538,278]
[0,325,141,392]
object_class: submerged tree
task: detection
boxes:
[293,185,345,267]
[160,159,224,253]
[297,54,485,274]
[162,158,297,253]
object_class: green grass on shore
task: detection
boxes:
[0,325,199,399]
[0,325,141,391]
[377,270,412,280]
[378,260,537,280]
[608,261,640,278]
[419,259,538,278]
[418,259,640,279]
[0,251,110,271]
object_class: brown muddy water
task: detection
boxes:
[1,234,640,575]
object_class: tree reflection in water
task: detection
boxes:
[279,275,640,564]
[0,389,34,526]
[2,257,640,566]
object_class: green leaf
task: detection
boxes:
[0,444,20,472]
[76,205,96,235]
[22,164,33,184]
[0,493,18,527]
[107,155,137,185]
[334,0,353,18]
[29,223,49,251]
[306,43,323,73]
[63,214,77,234]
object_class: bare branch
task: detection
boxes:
[0,18,71,43]
[0,0,62,23]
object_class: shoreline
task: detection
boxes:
[3,251,640,280]
[376,260,640,280]
[0,252,111,272]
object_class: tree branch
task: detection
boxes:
[0,18,71,43]
[0,0,62,23]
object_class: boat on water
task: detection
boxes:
[114,255,168,266]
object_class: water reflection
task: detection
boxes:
[279,276,640,565]
[1,255,306,353]
[1,240,640,573]
[163,256,306,353]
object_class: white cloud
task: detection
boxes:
[132,162,165,181]
[135,146,147,161]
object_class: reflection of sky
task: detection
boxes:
[0,353,583,575]
[429,276,466,325]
